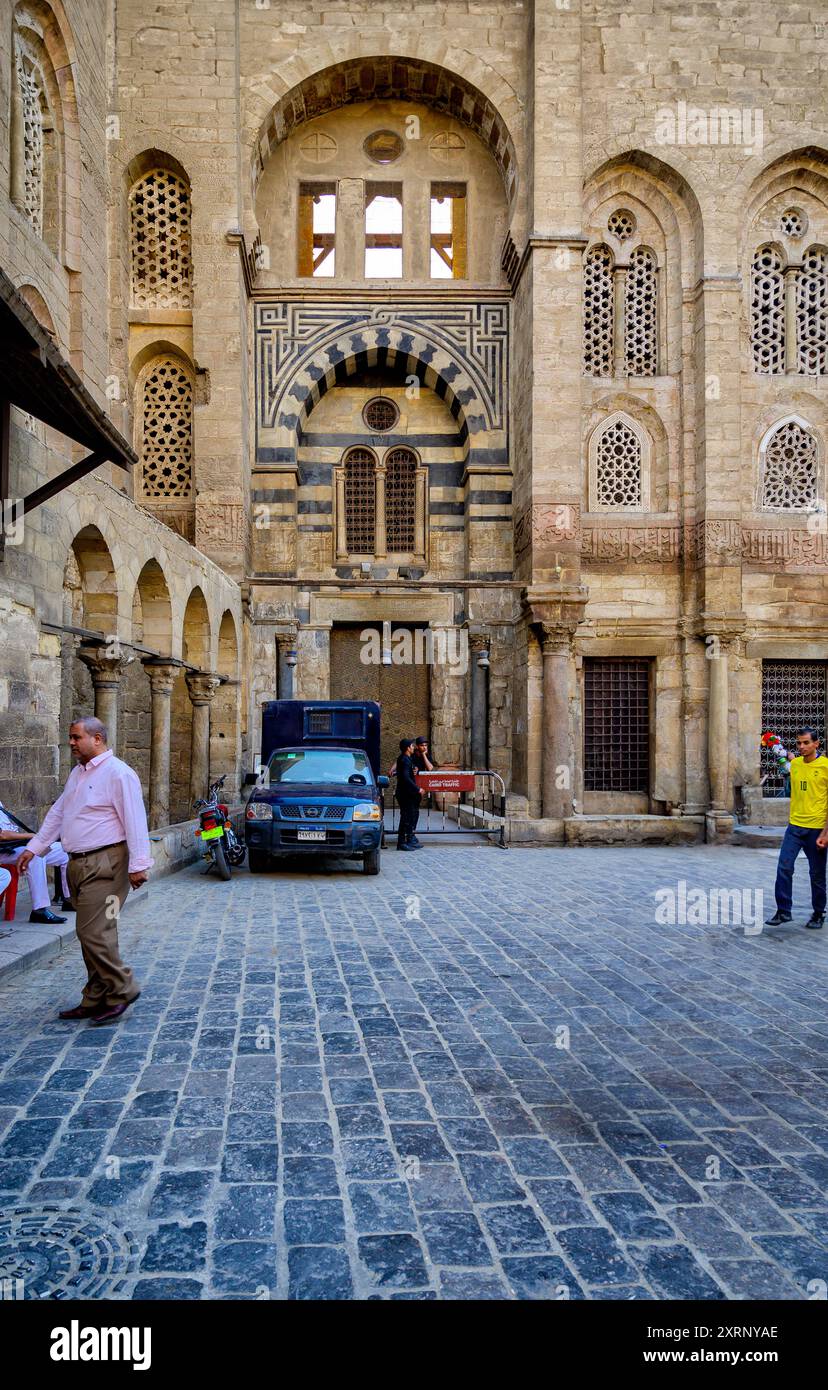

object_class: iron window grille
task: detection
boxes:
[761,660,828,797]
[584,658,651,793]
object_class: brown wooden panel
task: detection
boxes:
[330,626,430,773]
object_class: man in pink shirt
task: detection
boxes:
[19,716,153,1024]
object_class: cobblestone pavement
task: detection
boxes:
[0,843,827,1301]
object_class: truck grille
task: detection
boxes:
[279,805,348,820]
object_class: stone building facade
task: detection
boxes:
[3,0,828,846]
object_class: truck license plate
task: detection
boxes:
[298,829,326,841]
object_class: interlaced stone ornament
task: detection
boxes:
[129,169,193,310]
[140,358,194,498]
[751,244,785,373]
[583,244,614,375]
[595,417,643,509]
[761,420,818,510]
[16,49,43,237]
[625,247,657,376]
[796,245,828,375]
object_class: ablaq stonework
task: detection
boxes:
[3,0,828,844]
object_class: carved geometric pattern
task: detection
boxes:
[780,208,806,239]
[761,420,818,511]
[595,418,642,509]
[16,49,43,237]
[751,244,785,374]
[344,448,376,553]
[140,359,193,499]
[796,245,828,376]
[625,247,657,376]
[607,209,636,242]
[255,301,508,449]
[129,170,193,310]
[583,244,614,376]
[385,448,417,552]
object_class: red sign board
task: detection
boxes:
[417,771,476,792]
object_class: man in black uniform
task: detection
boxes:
[395,737,422,851]
[411,736,434,774]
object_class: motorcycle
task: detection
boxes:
[194,774,246,880]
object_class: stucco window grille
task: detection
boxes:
[16,50,44,237]
[761,420,818,511]
[344,448,377,553]
[363,397,398,432]
[140,359,193,499]
[594,417,643,509]
[129,170,192,309]
[583,244,614,376]
[751,244,785,374]
[625,247,658,376]
[796,246,828,375]
[607,209,636,242]
[297,181,335,277]
[385,448,417,552]
[781,208,806,239]
[584,658,650,794]
[761,660,827,797]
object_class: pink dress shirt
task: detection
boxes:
[27,749,154,874]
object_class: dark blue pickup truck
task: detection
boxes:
[244,702,387,875]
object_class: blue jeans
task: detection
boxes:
[775,825,827,915]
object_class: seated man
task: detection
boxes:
[0,865,10,901]
[0,797,69,924]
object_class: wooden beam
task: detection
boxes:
[22,450,108,515]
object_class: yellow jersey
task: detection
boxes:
[788,754,828,828]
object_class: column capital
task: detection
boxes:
[77,640,127,686]
[141,658,180,695]
[523,585,588,647]
[699,612,747,645]
[185,672,221,706]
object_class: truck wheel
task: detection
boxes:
[248,849,269,874]
[213,837,232,881]
[363,845,381,875]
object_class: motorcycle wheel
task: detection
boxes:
[213,836,232,881]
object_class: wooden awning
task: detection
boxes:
[0,269,136,531]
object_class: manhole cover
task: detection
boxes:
[0,1207,137,1299]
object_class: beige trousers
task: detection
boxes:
[67,842,139,1009]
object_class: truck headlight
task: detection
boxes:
[352,804,382,821]
[246,802,273,820]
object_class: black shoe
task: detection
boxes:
[59,898,74,911]
[29,908,67,925]
[805,914,825,930]
[397,842,416,851]
[765,911,792,926]
[408,837,423,847]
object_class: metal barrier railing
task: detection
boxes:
[383,769,507,848]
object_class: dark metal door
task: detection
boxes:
[330,626,430,775]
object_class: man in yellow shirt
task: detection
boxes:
[766,727,828,928]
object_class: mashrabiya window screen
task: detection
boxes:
[129,170,193,310]
[140,359,193,499]
[344,448,377,553]
[584,658,650,794]
[761,660,828,797]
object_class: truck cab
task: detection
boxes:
[245,701,387,875]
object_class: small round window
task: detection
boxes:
[363,397,399,432]
[363,130,404,164]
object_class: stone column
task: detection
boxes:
[612,266,626,377]
[784,265,799,372]
[469,634,490,770]
[276,627,298,701]
[185,673,220,805]
[77,641,126,748]
[335,468,347,558]
[142,659,178,828]
[540,623,575,820]
[375,464,387,559]
[702,622,744,840]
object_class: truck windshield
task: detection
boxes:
[267,750,371,785]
